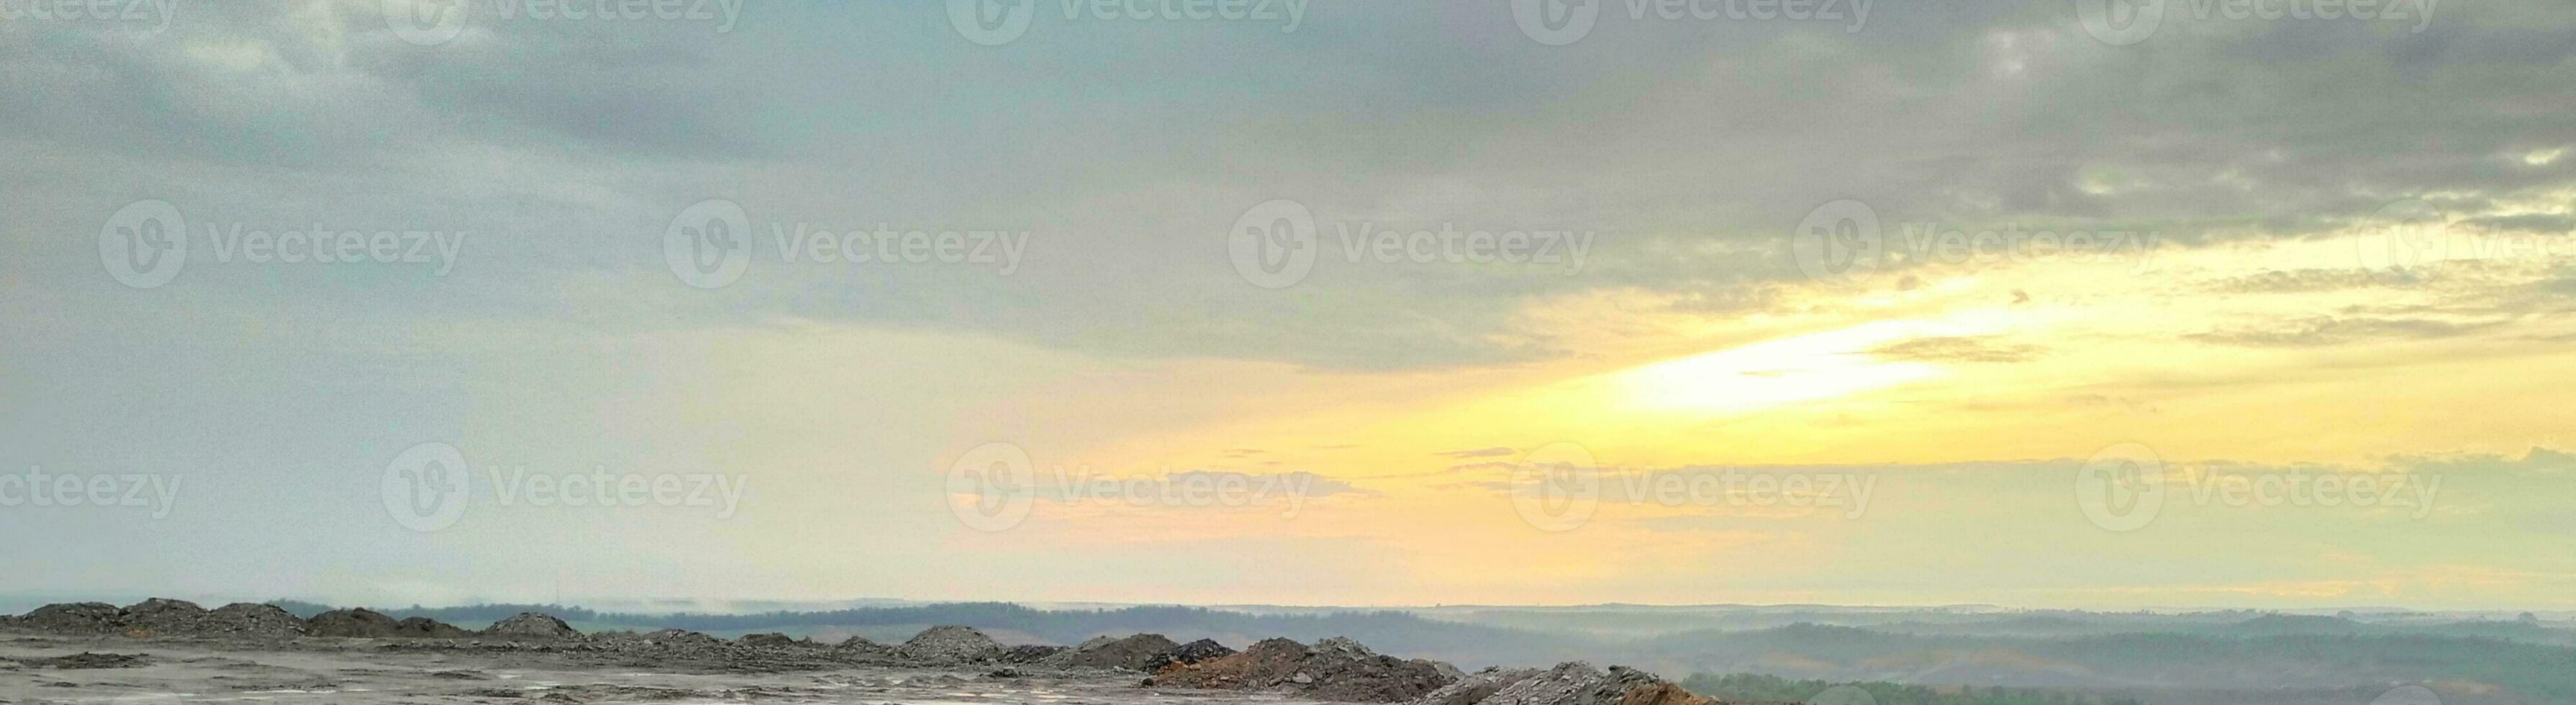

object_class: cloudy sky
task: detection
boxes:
[4,0,2574,610]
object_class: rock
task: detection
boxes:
[204,604,306,637]
[898,625,1004,663]
[121,599,211,634]
[484,613,584,640]
[1051,633,1179,671]
[18,603,125,634]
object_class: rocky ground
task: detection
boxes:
[0,599,1749,705]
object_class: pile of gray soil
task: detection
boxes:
[204,603,307,636]
[897,625,1005,663]
[831,634,894,660]
[1151,636,1456,702]
[1430,663,1712,705]
[483,612,584,640]
[304,609,473,639]
[122,599,212,633]
[735,632,802,647]
[17,602,126,634]
[1047,632,1179,670]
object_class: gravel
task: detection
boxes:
[899,625,1006,664]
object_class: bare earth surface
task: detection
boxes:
[0,634,1333,705]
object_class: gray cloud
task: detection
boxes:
[2188,316,2506,347]
[1869,336,2047,363]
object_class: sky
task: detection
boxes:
[3,0,2574,611]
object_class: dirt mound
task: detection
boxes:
[484,613,584,640]
[1151,637,1456,702]
[18,602,126,634]
[1151,637,1308,690]
[204,604,306,636]
[1295,637,1457,702]
[1053,632,1179,670]
[1168,638,1237,665]
[1465,663,1707,705]
[306,609,472,639]
[121,599,212,634]
[1409,668,1544,705]
[736,633,808,647]
[899,625,1004,663]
